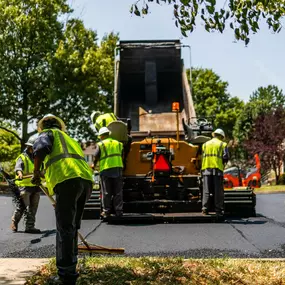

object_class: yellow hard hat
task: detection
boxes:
[38,114,66,132]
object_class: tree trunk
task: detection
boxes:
[21,89,29,152]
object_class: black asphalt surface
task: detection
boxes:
[1,194,285,258]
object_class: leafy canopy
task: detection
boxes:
[0,0,118,144]
[244,107,285,182]
[50,19,118,140]
[234,85,285,142]
[0,124,21,162]
[0,0,71,147]
[189,68,244,139]
[131,0,284,44]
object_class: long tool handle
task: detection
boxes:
[13,174,34,181]
[39,185,89,245]
[38,185,124,254]
[39,185,56,207]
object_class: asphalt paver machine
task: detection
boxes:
[83,40,256,222]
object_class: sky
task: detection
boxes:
[68,0,285,102]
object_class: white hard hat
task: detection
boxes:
[38,114,66,132]
[90,111,102,124]
[212,128,225,138]
[98,127,110,136]
[25,134,39,146]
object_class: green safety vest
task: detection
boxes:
[15,153,35,187]
[201,138,227,171]
[43,129,93,195]
[98,138,123,172]
[95,113,116,131]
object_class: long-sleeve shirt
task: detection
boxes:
[15,150,39,192]
[33,130,54,161]
[15,150,34,174]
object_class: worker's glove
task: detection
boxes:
[31,171,41,186]
[17,171,23,180]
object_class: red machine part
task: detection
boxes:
[224,154,261,189]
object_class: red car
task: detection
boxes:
[224,154,261,189]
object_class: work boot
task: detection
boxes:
[25,228,41,234]
[101,211,110,220]
[49,276,77,285]
[115,211,123,218]
[202,209,209,215]
[11,221,18,232]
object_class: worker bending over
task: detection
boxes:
[90,111,117,132]
[11,136,41,233]
[201,128,229,216]
[93,127,124,219]
[32,114,93,285]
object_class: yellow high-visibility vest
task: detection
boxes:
[98,138,123,172]
[15,153,35,187]
[43,129,93,195]
[95,113,116,131]
[201,138,227,171]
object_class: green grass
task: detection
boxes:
[25,257,285,285]
[255,185,285,193]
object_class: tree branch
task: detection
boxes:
[0,126,22,142]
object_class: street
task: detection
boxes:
[0,194,285,258]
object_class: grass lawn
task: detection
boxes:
[25,257,285,285]
[255,185,285,193]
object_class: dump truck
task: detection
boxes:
[83,40,256,221]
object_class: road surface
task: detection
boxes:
[0,194,285,258]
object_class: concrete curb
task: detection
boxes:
[184,258,285,261]
[256,191,285,195]
[0,258,49,285]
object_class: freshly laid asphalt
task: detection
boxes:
[1,194,285,259]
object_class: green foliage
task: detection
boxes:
[131,0,285,44]
[234,85,285,142]
[49,19,119,140]
[0,0,118,142]
[188,68,244,139]
[0,0,71,146]
[0,125,21,162]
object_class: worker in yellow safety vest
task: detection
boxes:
[90,111,117,133]
[11,135,42,233]
[201,128,229,217]
[31,114,93,285]
[93,127,124,220]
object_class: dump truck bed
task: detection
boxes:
[114,40,195,137]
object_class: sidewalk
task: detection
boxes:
[0,258,49,285]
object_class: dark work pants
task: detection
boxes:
[100,175,123,215]
[54,178,92,282]
[202,175,224,213]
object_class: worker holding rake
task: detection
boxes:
[32,114,93,285]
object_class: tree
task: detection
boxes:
[234,85,285,142]
[0,125,21,162]
[49,19,118,140]
[0,1,118,144]
[0,0,71,149]
[244,107,285,182]
[189,68,244,139]
[131,0,284,44]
